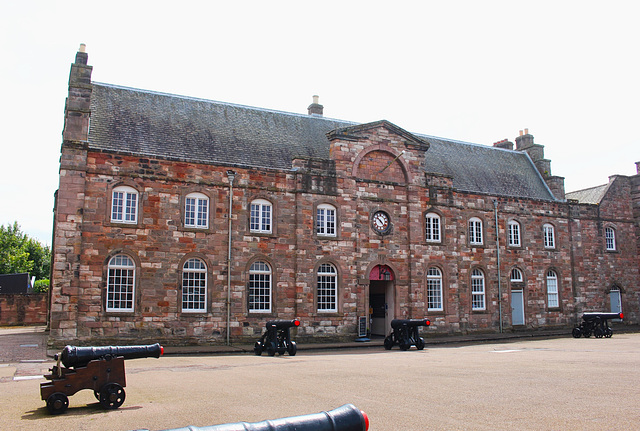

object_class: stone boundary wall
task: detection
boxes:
[0,294,47,326]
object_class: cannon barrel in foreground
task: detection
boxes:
[60,343,164,368]
[390,318,431,329]
[147,404,369,431]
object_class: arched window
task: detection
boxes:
[316,204,337,237]
[250,199,272,233]
[468,217,483,245]
[508,220,521,247]
[546,270,559,308]
[510,268,523,283]
[106,254,135,312]
[425,212,441,243]
[427,267,443,311]
[317,263,337,312]
[605,227,616,251]
[471,268,486,311]
[248,261,271,312]
[111,186,138,224]
[543,224,555,249]
[185,192,209,229]
[182,258,207,312]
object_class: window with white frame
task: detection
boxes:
[111,186,138,224]
[543,224,555,249]
[106,254,135,312]
[248,261,271,312]
[510,268,523,283]
[425,212,441,243]
[547,270,559,308]
[471,268,486,311]
[185,193,209,229]
[508,220,521,247]
[182,258,207,312]
[427,267,443,311]
[317,263,337,312]
[605,227,616,251]
[468,217,483,245]
[316,204,336,237]
[250,199,272,233]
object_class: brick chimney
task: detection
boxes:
[62,44,93,143]
[307,95,323,117]
[493,139,514,150]
[515,129,566,200]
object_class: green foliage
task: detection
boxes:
[33,279,50,293]
[0,222,51,280]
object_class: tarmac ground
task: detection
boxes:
[1,325,639,430]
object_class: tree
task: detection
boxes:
[0,222,51,279]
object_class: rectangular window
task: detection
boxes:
[249,264,271,312]
[317,265,337,312]
[185,196,209,228]
[605,227,616,251]
[107,268,134,312]
[544,224,555,249]
[547,272,559,308]
[182,271,206,312]
[250,201,272,233]
[471,270,486,311]
[111,188,138,223]
[317,206,336,237]
[426,214,441,242]
[469,219,483,245]
[508,222,521,247]
[427,268,443,311]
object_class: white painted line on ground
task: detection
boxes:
[491,349,522,353]
[13,375,44,381]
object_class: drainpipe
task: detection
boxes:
[493,200,503,333]
[226,170,236,346]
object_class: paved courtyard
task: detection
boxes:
[1,327,639,430]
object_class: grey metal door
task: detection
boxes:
[610,290,622,314]
[511,290,524,325]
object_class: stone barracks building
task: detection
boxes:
[49,46,640,346]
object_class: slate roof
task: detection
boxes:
[565,183,609,204]
[88,83,557,201]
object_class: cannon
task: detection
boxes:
[384,319,430,351]
[40,343,163,414]
[254,319,300,356]
[572,312,623,339]
[139,404,369,431]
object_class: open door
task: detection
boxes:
[369,265,395,336]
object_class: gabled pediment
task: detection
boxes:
[326,120,430,151]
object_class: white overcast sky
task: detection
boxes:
[1,1,638,245]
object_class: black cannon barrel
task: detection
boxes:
[148,404,368,431]
[390,318,430,329]
[582,312,623,321]
[60,343,163,368]
[265,319,301,330]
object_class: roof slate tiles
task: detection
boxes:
[88,83,557,201]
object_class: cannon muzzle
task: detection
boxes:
[147,404,369,431]
[265,319,301,330]
[391,318,430,329]
[59,343,163,368]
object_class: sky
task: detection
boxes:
[1,1,638,246]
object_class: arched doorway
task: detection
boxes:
[369,265,395,336]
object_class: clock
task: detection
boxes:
[372,211,391,234]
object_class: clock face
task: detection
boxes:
[372,211,390,233]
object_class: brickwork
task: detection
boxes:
[0,294,47,326]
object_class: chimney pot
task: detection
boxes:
[307,95,324,117]
[79,43,86,53]
[519,130,523,136]
[524,128,529,135]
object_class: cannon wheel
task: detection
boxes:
[582,328,592,338]
[46,392,69,415]
[287,341,297,356]
[99,383,126,410]
[605,327,613,338]
[253,341,263,356]
[571,327,582,338]
[415,337,425,350]
[266,341,277,357]
[399,341,411,351]
[594,327,604,338]
[383,336,393,350]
